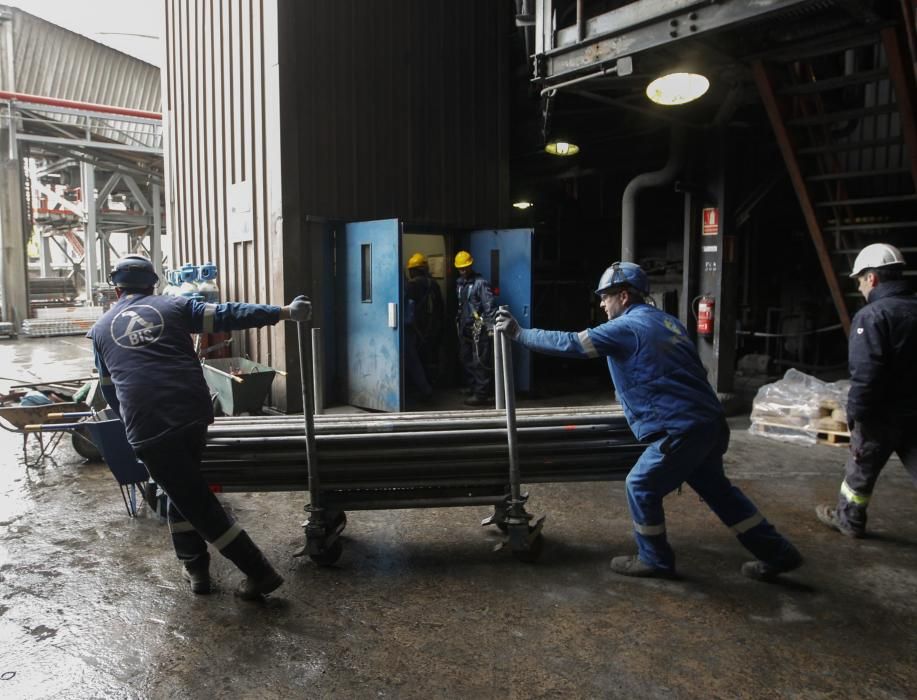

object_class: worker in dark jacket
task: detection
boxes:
[817,243,917,536]
[89,254,311,599]
[496,261,802,581]
[454,250,496,406]
[404,252,444,400]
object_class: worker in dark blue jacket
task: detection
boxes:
[405,252,444,401]
[89,254,311,599]
[454,250,496,406]
[817,243,917,537]
[496,261,801,581]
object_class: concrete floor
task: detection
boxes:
[1,336,916,699]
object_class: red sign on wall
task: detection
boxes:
[702,207,719,236]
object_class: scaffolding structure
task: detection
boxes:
[3,91,165,314]
[0,5,164,328]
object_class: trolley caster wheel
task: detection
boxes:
[481,507,509,533]
[511,534,544,563]
[309,538,343,566]
[329,510,347,534]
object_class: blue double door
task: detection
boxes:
[339,219,532,412]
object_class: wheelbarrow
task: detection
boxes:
[0,402,90,467]
[27,408,151,517]
[202,357,283,415]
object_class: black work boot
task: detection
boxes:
[236,565,284,601]
[815,504,863,538]
[610,555,678,579]
[181,554,212,595]
[221,530,284,601]
[741,542,803,582]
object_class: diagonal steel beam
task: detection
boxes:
[881,26,917,195]
[752,60,851,335]
[121,174,151,214]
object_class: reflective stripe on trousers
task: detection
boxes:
[626,420,792,569]
[633,521,666,536]
[840,479,870,506]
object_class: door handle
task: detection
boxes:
[388,302,398,329]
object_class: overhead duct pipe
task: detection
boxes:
[620,127,685,262]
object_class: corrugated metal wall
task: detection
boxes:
[0,6,161,148]
[282,0,509,227]
[164,0,510,408]
[163,0,291,404]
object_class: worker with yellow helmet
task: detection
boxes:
[404,252,444,401]
[454,250,496,406]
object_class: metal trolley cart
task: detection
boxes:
[199,313,645,565]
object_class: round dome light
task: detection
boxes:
[646,72,710,106]
[544,140,580,156]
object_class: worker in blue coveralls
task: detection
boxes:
[454,250,496,407]
[816,243,917,537]
[89,254,311,599]
[496,261,802,581]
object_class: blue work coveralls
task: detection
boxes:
[89,293,283,573]
[835,280,917,532]
[515,303,795,571]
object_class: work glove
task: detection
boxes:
[494,309,520,340]
[286,295,312,322]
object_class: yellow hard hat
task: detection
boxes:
[454,250,473,269]
[407,252,427,270]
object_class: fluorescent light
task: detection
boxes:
[646,72,710,106]
[512,200,533,210]
[545,140,580,156]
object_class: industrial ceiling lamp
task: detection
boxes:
[544,139,580,156]
[645,71,710,106]
[512,200,534,210]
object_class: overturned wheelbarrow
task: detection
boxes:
[28,408,150,517]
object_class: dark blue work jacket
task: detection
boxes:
[847,280,917,423]
[89,293,281,448]
[516,304,722,440]
[456,273,495,330]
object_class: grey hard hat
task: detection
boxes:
[110,254,159,289]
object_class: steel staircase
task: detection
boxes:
[753,25,917,334]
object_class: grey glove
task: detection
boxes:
[286,295,312,322]
[494,309,520,340]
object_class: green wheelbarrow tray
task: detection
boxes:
[202,357,278,416]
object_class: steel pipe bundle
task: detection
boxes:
[200,405,645,497]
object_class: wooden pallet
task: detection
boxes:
[753,420,850,447]
[816,429,850,447]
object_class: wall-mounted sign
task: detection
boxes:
[702,207,719,236]
[228,180,254,243]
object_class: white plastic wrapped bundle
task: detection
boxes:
[749,368,850,446]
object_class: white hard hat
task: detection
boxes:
[849,243,906,277]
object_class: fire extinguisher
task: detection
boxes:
[697,295,715,337]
